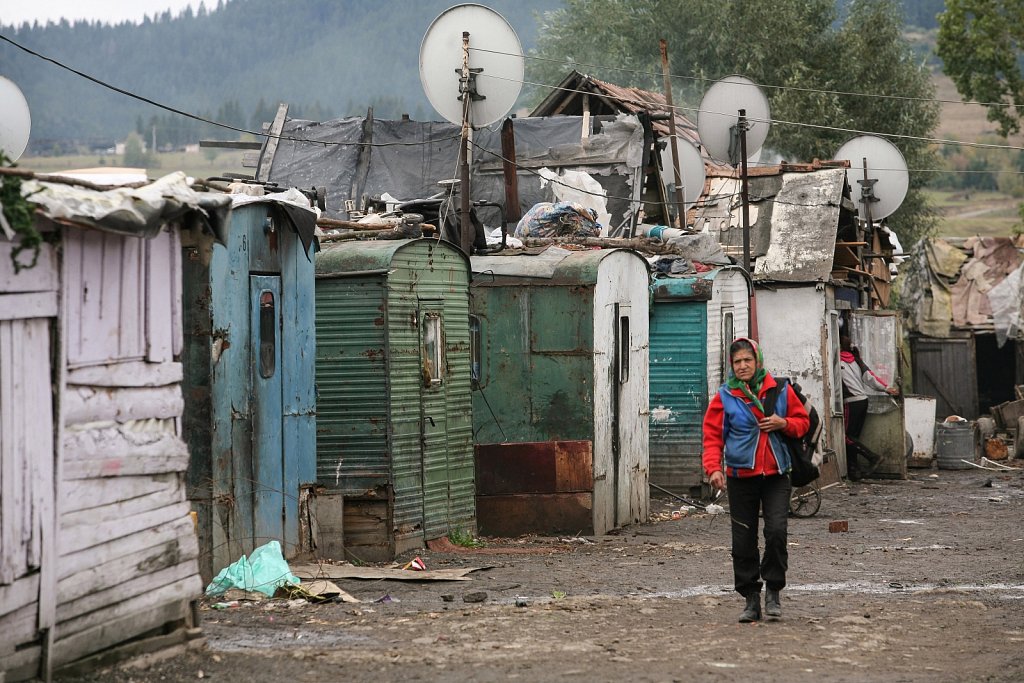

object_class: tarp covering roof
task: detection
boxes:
[19,171,231,242]
[901,236,1024,344]
[265,114,645,233]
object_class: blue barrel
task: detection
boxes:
[935,421,975,470]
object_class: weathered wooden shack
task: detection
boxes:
[1,172,228,680]
[313,238,474,562]
[648,266,750,497]
[181,195,318,583]
[694,163,906,480]
[469,247,650,536]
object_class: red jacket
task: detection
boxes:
[702,373,811,478]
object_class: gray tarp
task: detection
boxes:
[266,115,643,232]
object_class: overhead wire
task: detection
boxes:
[470,46,1024,112]
[0,33,460,149]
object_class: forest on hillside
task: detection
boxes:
[0,0,955,154]
[0,0,561,152]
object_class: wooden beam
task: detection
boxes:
[199,140,263,150]
[256,103,289,182]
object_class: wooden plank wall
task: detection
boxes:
[0,239,59,682]
[51,228,201,672]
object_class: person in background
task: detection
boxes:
[840,335,899,480]
[702,337,810,623]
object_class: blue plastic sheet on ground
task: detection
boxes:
[204,540,300,597]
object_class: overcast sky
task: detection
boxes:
[0,1,212,27]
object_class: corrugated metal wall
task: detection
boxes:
[649,301,708,492]
[389,243,474,540]
[314,276,389,491]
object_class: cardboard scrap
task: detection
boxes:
[290,563,491,582]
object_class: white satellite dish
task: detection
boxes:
[0,76,31,162]
[697,75,770,164]
[834,135,909,221]
[659,136,706,209]
[419,4,524,127]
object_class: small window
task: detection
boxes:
[721,311,735,385]
[259,290,276,379]
[619,315,630,383]
[421,313,443,387]
[469,315,482,389]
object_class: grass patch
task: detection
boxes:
[448,528,485,548]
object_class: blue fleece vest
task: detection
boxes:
[717,385,792,474]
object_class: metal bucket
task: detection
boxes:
[935,421,975,470]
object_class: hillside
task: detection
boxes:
[0,0,562,150]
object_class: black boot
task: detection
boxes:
[765,588,781,619]
[862,449,883,478]
[739,592,761,623]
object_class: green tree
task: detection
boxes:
[530,0,939,245]
[122,131,149,167]
[937,0,1024,136]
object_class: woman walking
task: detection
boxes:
[702,337,810,623]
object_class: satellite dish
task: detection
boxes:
[419,4,524,127]
[659,136,706,209]
[697,75,770,164]
[0,76,31,162]
[834,135,909,221]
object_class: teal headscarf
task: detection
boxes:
[726,337,767,413]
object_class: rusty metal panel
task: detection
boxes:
[476,493,593,537]
[476,441,593,495]
[911,335,979,419]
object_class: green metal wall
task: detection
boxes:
[314,239,474,550]
[314,276,389,492]
[471,284,595,444]
[649,300,708,493]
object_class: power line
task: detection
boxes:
[470,46,1024,112]
[0,33,459,149]
[476,71,1024,154]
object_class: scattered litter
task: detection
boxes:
[705,503,725,515]
[463,591,488,603]
[402,556,427,571]
[989,496,1006,503]
[880,519,925,525]
[291,563,489,582]
[286,598,308,609]
[515,597,529,607]
[205,540,300,597]
[829,521,849,533]
[211,601,239,610]
[374,594,399,604]
[560,537,594,545]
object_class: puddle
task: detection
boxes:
[206,625,375,652]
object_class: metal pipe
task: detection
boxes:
[459,31,473,256]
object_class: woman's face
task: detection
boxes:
[731,348,757,382]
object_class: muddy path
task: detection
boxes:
[64,467,1024,682]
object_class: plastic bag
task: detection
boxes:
[204,540,300,597]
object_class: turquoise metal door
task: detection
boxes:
[418,301,450,538]
[649,301,707,494]
[251,276,285,547]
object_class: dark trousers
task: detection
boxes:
[726,474,791,597]
[844,398,869,473]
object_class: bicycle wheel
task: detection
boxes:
[789,483,821,518]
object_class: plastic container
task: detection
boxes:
[935,420,975,470]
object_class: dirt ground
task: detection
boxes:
[62,466,1024,683]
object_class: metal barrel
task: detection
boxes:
[935,421,975,470]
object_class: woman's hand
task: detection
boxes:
[758,414,788,432]
[886,386,900,396]
[709,470,725,491]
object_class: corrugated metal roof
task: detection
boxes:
[316,238,470,277]
[530,70,700,145]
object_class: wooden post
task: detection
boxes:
[659,39,686,228]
